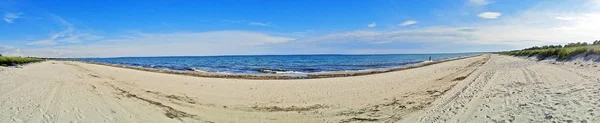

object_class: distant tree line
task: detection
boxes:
[521,40,600,51]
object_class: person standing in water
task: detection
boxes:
[429,56,432,61]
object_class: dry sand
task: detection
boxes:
[0,54,598,123]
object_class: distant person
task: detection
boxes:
[429,56,432,61]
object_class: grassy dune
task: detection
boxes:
[499,45,600,59]
[0,56,43,66]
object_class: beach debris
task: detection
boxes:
[544,114,553,119]
[250,104,328,112]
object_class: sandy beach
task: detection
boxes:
[1,54,599,123]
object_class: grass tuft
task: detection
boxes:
[0,56,43,66]
[499,45,600,60]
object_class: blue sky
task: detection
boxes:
[1,0,599,57]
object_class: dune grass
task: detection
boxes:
[499,45,600,60]
[0,56,43,66]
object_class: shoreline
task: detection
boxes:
[77,54,483,80]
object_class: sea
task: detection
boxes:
[76,53,481,75]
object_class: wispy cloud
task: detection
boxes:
[27,27,73,45]
[555,16,574,20]
[307,27,474,44]
[3,12,22,23]
[399,20,417,26]
[220,20,244,23]
[248,21,270,26]
[26,15,102,46]
[0,45,21,56]
[477,12,502,19]
[7,1,600,57]
[368,22,376,27]
[221,20,271,26]
[469,0,492,6]
[15,31,295,57]
[27,40,57,45]
[305,6,600,50]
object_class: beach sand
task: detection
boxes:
[1,54,598,122]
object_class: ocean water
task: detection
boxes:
[76,53,480,74]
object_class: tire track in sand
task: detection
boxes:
[63,62,212,123]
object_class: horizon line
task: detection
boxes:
[46,52,489,59]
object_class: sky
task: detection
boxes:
[1,0,599,58]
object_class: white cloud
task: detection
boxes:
[3,12,22,23]
[555,16,574,20]
[477,12,502,19]
[399,20,417,26]
[368,22,376,27]
[0,45,13,54]
[306,7,600,50]
[8,0,600,57]
[469,0,491,6]
[307,27,474,44]
[16,31,295,57]
[591,0,600,7]
[248,22,270,26]
[0,45,22,56]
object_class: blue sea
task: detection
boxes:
[76,53,480,74]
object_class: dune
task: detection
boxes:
[0,54,598,123]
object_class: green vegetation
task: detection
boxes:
[499,40,600,60]
[0,56,43,66]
